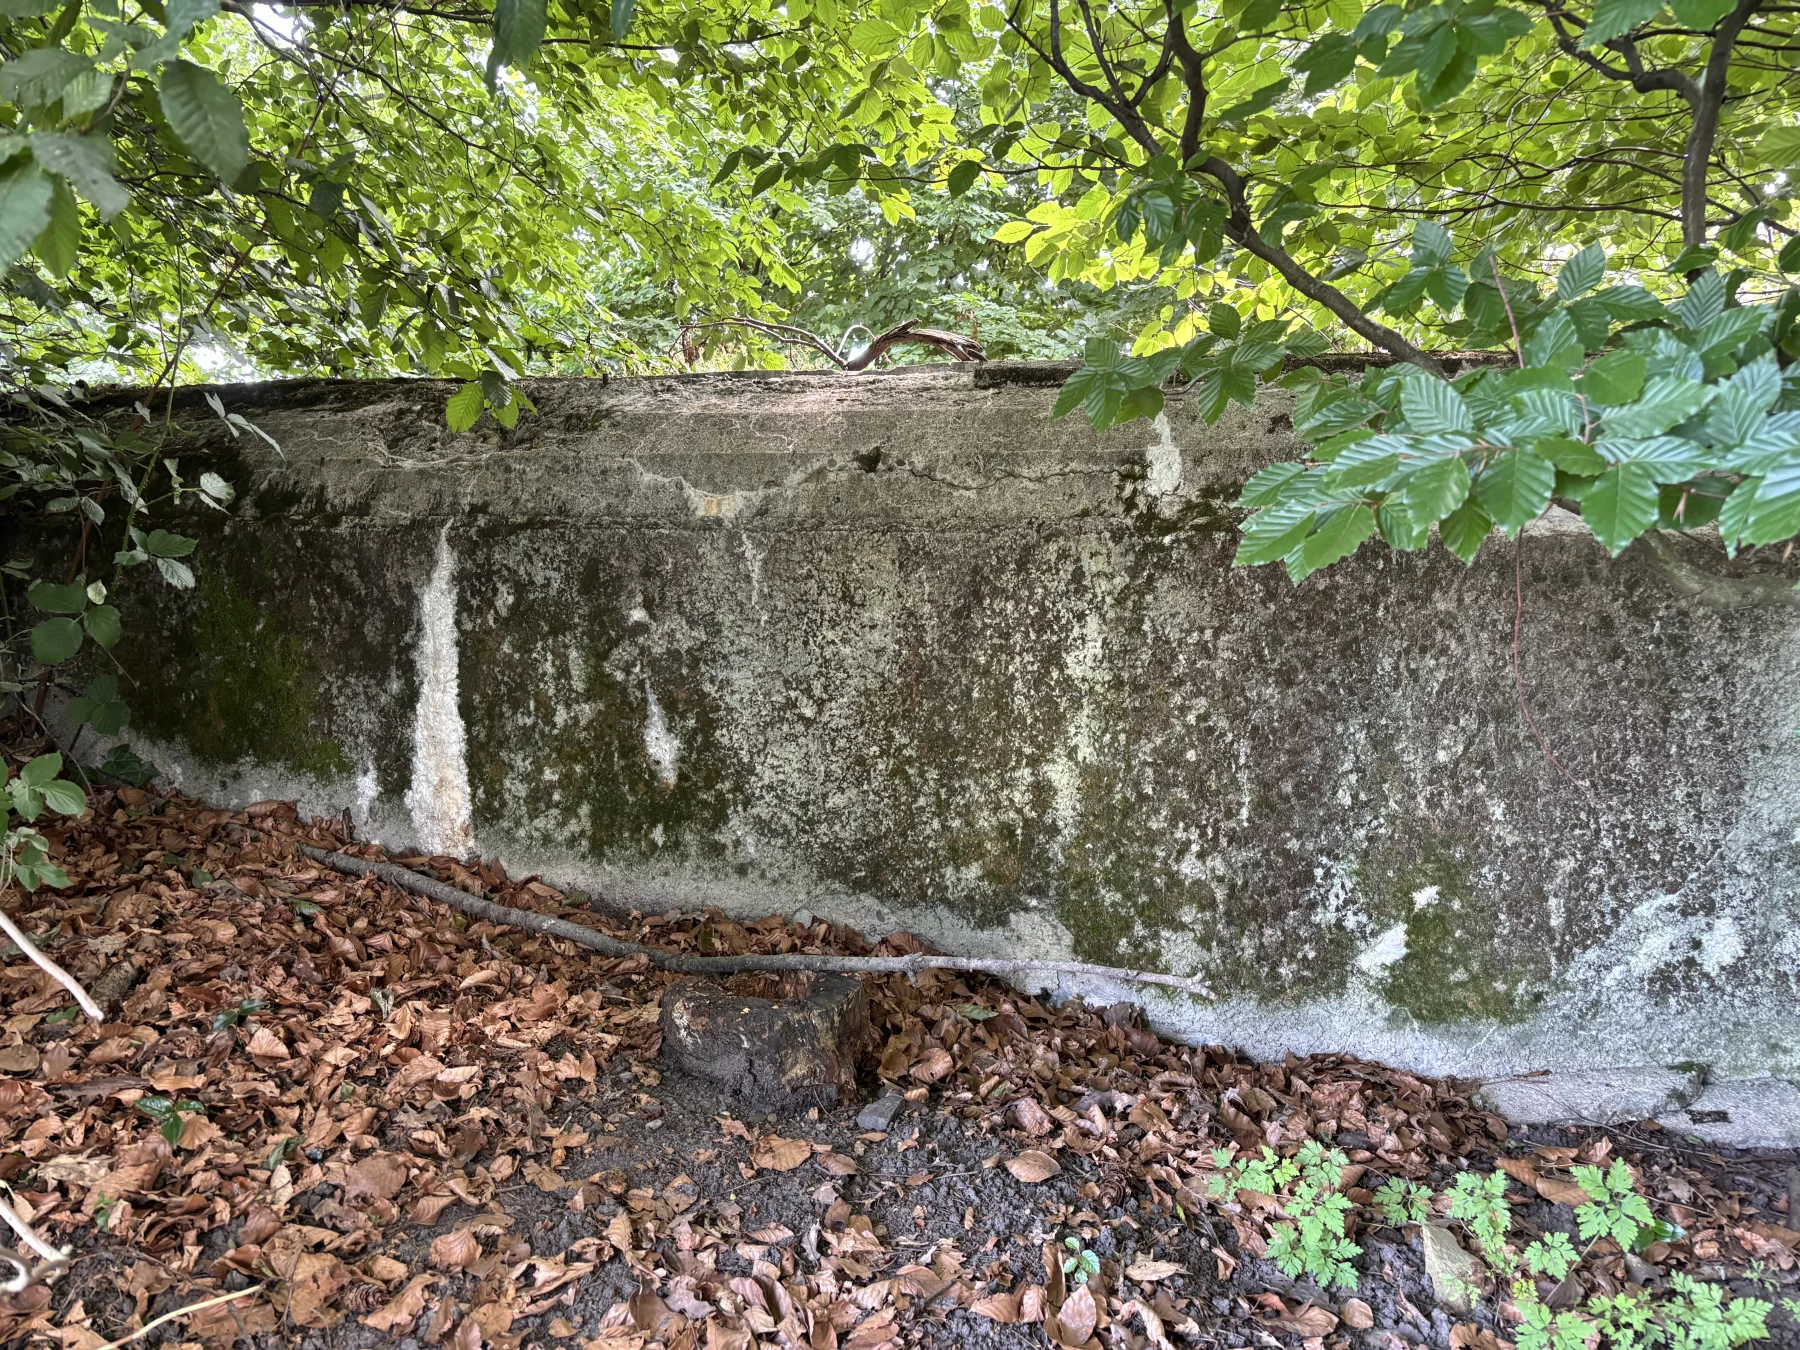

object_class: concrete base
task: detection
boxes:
[55,366,1800,1083]
[1475,1067,1705,1126]
[1665,1079,1800,1150]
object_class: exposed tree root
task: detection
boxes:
[300,845,1213,999]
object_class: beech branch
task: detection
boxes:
[300,846,1215,998]
[0,1196,71,1292]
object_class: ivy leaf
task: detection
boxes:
[158,61,250,184]
[1581,462,1659,554]
[1475,449,1555,533]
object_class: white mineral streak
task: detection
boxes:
[405,530,476,856]
[644,682,681,788]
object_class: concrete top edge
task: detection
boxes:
[63,352,1515,419]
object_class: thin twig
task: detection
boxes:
[94,1284,267,1350]
[0,909,103,1021]
[300,846,1215,998]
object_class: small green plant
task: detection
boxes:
[91,1192,115,1233]
[1,753,86,891]
[1447,1169,1513,1265]
[1588,1278,1772,1350]
[1519,1299,1595,1350]
[1266,1141,1361,1290]
[135,1095,204,1148]
[1373,1176,1434,1226]
[1574,1159,1655,1249]
[1523,1232,1578,1281]
[1208,1144,1297,1199]
[1061,1236,1100,1286]
[210,999,266,1032]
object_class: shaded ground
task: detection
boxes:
[0,756,1794,1350]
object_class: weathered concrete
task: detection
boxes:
[1474,1067,1706,1127]
[1669,1079,1800,1150]
[61,365,1800,1083]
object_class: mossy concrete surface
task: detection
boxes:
[100,365,1800,1080]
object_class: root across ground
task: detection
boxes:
[0,773,1793,1350]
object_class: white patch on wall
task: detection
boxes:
[1355,922,1410,976]
[1143,414,1183,498]
[643,682,681,788]
[1698,915,1745,975]
[354,764,379,827]
[1412,884,1440,909]
[404,531,476,857]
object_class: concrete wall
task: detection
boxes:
[87,366,1800,1081]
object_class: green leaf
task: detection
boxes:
[1743,464,1800,544]
[1581,463,1659,554]
[1398,453,1472,522]
[31,616,81,664]
[33,175,79,278]
[0,162,54,270]
[446,381,484,432]
[1583,0,1661,45]
[28,580,86,614]
[946,160,981,196]
[1602,376,1706,438]
[490,0,548,78]
[40,779,85,816]
[158,61,250,184]
[28,133,129,219]
[1235,503,1317,567]
[1475,449,1555,533]
[1237,462,1307,508]
[1759,127,1800,168]
[20,753,61,787]
[1213,77,1289,127]
[1556,243,1606,302]
[0,48,90,107]
[1669,0,1733,23]
[144,529,196,558]
[610,0,636,40]
[1439,500,1493,562]
[1400,377,1473,434]
[849,18,903,55]
[1579,350,1646,406]
[1536,436,1607,476]
[1208,303,1242,340]
[1301,504,1377,570]
[83,603,121,649]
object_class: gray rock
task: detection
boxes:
[1663,1079,1800,1149]
[793,909,814,929]
[1474,1066,1705,1126]
[1420,1224,1483,1314]
[856,1093,907,1132]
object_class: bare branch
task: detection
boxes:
[0,908,102,1021]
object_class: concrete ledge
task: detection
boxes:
[1664,1079,1800,1150]
[1474,1066,1706,1126]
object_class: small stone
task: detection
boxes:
[1420,1224,1483,1314]
[660,973,868,1112]
[856,1093,906,1132]
[792,909,814,930]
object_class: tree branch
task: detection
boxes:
[0,909,102,1021]
[1684,0,1766,247]
[300,846,1215,998]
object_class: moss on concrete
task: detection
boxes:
[124,554,349,779]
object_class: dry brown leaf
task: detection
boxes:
[363,1275,438,1332]
[910,1048,954,1083]
[0,1043,40,1075]
[1341,1299,1376,1330]
[1495,1157,1589,1207]
[1057,1285,1098,1344]
[246,1027,289,1063]
[816,1152,859,1177]
[429,1229,482,1271]
[607,1213,634,1251]
[1121,1300,1174,1350]
[970,1292,1020,1323]
[1274,1304,1339,1337]
[1123,1258,1184,1283]
[752,1136,814,1172]
[345,1152,410,1203]
[1451,1323,1516,1350]
[365,1255,409,1285]
[1011,1098,1054,1137]
[1006,1151,1061,1184]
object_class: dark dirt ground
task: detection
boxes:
[0,752,1794,1350]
